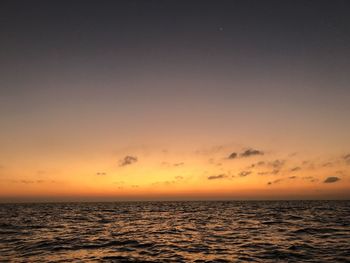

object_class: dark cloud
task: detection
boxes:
[268,175,298,185]
[324,176,340,183]
[96,172,107,176]
[228,152,237,159]
[257,169,279,176]
[249,161,265,168]
[240,149,264,157]
[173,162,184,167]
[239,171,252,177]
[119,155,138,166]
[290,166,301,172]
[267,179,283,185]
[208,174,226,180]
[249,160,283,170]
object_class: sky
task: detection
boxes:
[0,0,350,202]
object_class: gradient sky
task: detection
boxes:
[1,0,350,202]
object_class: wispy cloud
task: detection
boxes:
[249,161,265,168]
[269,160,285,169]
[208,174,227,180]
[324,176,340,183]
[240,148,264,157]
[96,172,107,176]
[302,176,318,182]
[290,166,301,172]
[119,155,138,166]
[239,171,252,177]
[268,175,299,185]
[12,179,53,184]
[322,162,333,167]
[267,179,283,185]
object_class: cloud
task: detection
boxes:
[96,172,107,176]
[324,176,340,183]
[269,160,285,169]
[239,171,252,177]
[249,161,265,168]
[257,169,279,176]
[250,160,284,171]
[18,180,48,184]
[228,152,237,159]
[267,179,283,185]
[268,176,298,185]
[240,148,264,157]
[257,171,270,175]
[21,180,35,184]
[290,166,301,172]
[173,162,184,167]
[208,174,226,180]
[322,162,333,167]
[302,176,318,182]
[119,156,138,166]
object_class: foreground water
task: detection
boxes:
[0,201,349,262]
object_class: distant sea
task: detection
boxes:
[0,201,349,262]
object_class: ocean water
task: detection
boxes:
[0,201,349,262]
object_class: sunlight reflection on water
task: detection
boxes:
[0,201,349,262]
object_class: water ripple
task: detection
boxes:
[0,200,349,262]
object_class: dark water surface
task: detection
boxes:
[0,201,349,262]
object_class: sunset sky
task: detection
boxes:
[1,0,350,202]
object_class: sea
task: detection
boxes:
[0,200,349,262]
